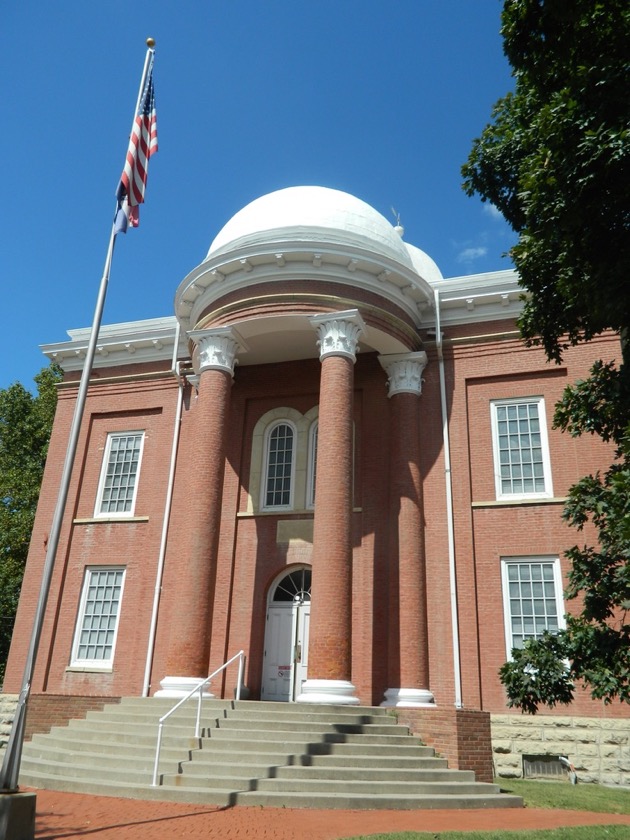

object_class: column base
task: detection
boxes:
[380,687,436,708]
[296,679,360,705]
[154,676,215,699]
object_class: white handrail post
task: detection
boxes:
[195,684,203,739]
[236,651,244,700]
[152,723,164,787]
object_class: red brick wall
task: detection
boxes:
[4,373,181,697]
[396,708,494,784]
[24,694,121,741]
[5,314,626,724]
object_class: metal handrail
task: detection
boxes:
[151,650,245,786]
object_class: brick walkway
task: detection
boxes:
[30,788,630,839]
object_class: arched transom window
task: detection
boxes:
[271,566,312,604]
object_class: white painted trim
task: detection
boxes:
[70,566,126,669]
[94,431,145,519]
[260,419,298,512]
[490,397,554,501]
[42,316,189,372]
[306,420,318,510]
[296,679,359,705]
[500,556,566,659]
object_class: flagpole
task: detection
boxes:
[0,38,156,795]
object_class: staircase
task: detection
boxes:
[18,698,523,809]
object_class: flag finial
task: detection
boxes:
[146,37,155,48]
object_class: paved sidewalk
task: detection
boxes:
[30,788,630,839]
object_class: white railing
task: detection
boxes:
[151,650,245,786]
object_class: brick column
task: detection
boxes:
[379,352,435,707]
[157,327,241,698]
[297,310,365,705]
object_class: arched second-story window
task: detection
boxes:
[263,421,296,510]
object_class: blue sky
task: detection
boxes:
[1,2,515,391]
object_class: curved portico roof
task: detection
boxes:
[175,186,440,338]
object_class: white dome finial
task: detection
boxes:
[391,206,405,238]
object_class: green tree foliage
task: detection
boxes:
[463,1,630,711]
[463,0,630,364]
[0,365,61,683]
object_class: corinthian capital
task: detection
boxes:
[309,309,366,362]
[379,351,428,397]
[188,327,246,377]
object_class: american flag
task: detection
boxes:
[115,57,158,232]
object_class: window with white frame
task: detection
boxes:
[95,431,144,517]
[263,422,296,509]
[71,567,126,668]
[501,557,565,656]
[491,398,553,499]
[306,421,318,509]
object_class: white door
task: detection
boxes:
[261,567,311,702]
[293,602,310,698]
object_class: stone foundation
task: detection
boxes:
[492,714,630,786]
[0,695,18,752]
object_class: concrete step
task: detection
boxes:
[73,715,415,744]
[120,696,394,718]
[16,769,524,811]
[208,717,410,736]
[297,752,449,769]
[264,764,477,783]
[233,789,525,810]
[251,777,503,796]
[18,697,524,810]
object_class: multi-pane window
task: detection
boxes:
[71,567,125,667]
[501,558,564,655]
[95,432,144,516]
[491,398,552,498]
[264,423,295,508]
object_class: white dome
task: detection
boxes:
[206,186,414,269]
[405,243,443,284]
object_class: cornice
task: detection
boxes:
[430,269,523,328]
[174,243,436,333]
[41,316,189,372]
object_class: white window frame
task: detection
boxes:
[94,431,145,518]
[261,420,297,511]
[306,420,318,509]
[70,566,126,670]
[501,556,565,659]
[490,397,553,500]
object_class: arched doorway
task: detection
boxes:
[261,566,311,702]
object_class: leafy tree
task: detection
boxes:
[462,1,630,711]
[0,365,61,684]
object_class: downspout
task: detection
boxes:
[434,288,463,708]
[142,322,184,697]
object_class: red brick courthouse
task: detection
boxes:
[5,186,628,783]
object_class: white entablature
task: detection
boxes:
[41,317,187,372]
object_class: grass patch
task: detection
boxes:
[495,778,630,814]
[348,830,630,840]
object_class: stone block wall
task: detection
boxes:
[0,694,18,751]
[492,714,630,786]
